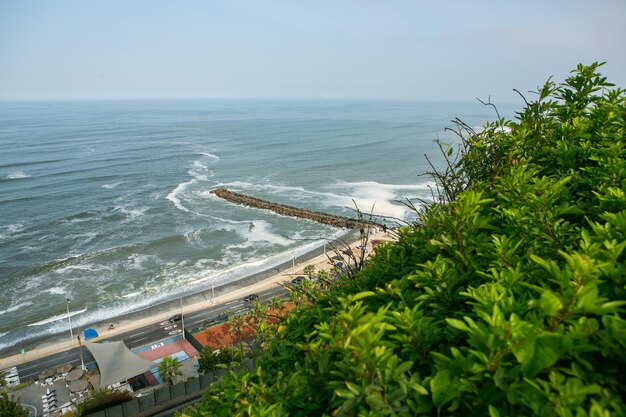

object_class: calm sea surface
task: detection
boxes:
[0,100,515,352]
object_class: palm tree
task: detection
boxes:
[157,356,182,386]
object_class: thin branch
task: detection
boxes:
[476,95,501,120]
[512,88,530,107]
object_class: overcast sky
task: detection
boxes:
[1,0,625,102]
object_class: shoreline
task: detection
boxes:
[0,228,392,369]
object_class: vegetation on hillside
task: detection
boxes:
[179,63,626,417]
[0,371,30,417]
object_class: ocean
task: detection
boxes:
[0,99,515,353]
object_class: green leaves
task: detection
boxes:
[539,290,563,316]
[179,64,626,417]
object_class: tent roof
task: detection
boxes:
[85,341,154,388]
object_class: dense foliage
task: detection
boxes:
[180,63,626,417]
[75,388,134,416]
[198,346,235,373]
[0,391,29,417]
[0,370,29,417]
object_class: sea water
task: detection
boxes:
[0,99,516,352]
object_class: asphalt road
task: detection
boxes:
[15,285,288,382]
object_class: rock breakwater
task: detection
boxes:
[211,188,377,229]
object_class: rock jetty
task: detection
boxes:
[210,188,377,230]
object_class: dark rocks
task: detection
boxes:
[210,188,373,229]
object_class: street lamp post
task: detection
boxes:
[65,298,74,342]
[211,276,215,301]
[77,333,85,370]
[180,297,185,335]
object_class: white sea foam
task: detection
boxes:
[215,179,431,219]
[43,287,66,295]
[54,263,99,274]
[0,223,25,240]
[193,258,211,268]
[188,169,209,182]
[214,180,263,191]
[473,125,511,134]
[240,220,292,247]
[200,152,220,161]
[215,181,302,193]
[102,182,124,189]
[20,276,43,292]
[184,230,341,289]
[7,171,30,179]
[125,254,155,270]
[326,180,435,220]
[114,205,149,218]
[122,290,145,299]
[28,308,87,327]
[18,245,39,254]
[0,301,34,316]
[193,161,208,171]
[4,229,343,349]
[188,159,215,182]
[166,179,196,212]
[66,231,98,244]
[183,229,204,246]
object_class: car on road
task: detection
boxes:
[243,293,259,302]
[168,314,182,323]
[159,314,183,326]
[291,276,305,285]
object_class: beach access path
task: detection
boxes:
[0,229,395,371]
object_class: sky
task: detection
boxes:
[1,0,625,103]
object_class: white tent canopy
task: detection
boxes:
[85,341,154,388]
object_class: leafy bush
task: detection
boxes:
[76,388,133,416]
[198,346,234,373]
[179,63,626,417]
[10,380,34,391]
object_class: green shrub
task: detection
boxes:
[10,380,34,391]
[76,388,133,416]
[0,391,30,417]
[178,63,626,417]
[198,346,234,373]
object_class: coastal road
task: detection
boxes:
[13,285,288,382]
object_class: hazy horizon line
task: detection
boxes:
[0,96,518,106]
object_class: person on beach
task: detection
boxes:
[109,324,115,330]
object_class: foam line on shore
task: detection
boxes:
[0,228,356,358]
[28,308,87,327]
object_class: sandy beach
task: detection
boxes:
[0,228,394,370]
